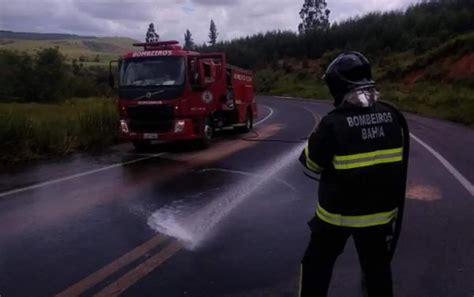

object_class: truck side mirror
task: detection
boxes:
[109,60,119,89]
[108,73,115,88]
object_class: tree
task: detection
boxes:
[33,48,67,101]
[0,50,34,101]
[146,23,160,43]
[184,29,194,50]
[298,0,330,34]
[208,19,218,46]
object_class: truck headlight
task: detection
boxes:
[120,120,129,134]
[174,120,186,133]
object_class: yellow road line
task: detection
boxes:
[93,242,182,297]
[55,235,167,297]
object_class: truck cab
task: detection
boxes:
[110,40,257,149]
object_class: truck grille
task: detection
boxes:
[127,105,174,133]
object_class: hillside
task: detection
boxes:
[254,32,474,126]
[0,31,138,64]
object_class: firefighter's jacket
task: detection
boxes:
[300,101,404,228]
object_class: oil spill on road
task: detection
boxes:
[406,183,442,201]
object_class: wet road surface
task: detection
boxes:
[0,96,473,297]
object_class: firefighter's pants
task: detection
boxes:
[299,218,393,297]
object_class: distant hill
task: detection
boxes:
[0,30,139,65]
[0,30,96,40]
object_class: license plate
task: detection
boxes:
[143,133,159,139]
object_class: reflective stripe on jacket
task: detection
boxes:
[333,147,403,170]
[302,145,324,173]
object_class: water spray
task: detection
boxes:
[147,143,305,250]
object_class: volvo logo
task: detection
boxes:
[146,92,152,99]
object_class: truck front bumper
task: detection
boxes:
[120,118,201,142]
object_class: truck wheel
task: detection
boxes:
[199,117,213,148]
[132,140,151,151]
[241,109,253,133]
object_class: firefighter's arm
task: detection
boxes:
[299,117,335,174]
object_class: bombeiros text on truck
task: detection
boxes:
[109,40,257,149]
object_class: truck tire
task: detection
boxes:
[239,109,253,133]
[132,140,151,151]
[199,117,213,148]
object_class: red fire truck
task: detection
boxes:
[109,40,257,149]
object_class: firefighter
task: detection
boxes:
[299,52,407,297]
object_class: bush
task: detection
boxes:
[0,50,35,100]
[33,48,68,102]
[0,48,113,103]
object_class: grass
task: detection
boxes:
[0,98,119,164]
[381,82,474,126]
[255,68,331,99]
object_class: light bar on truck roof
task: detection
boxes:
[133,40,179,47]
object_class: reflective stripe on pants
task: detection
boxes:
[316,204,398,228]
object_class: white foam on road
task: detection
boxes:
[147,143,305,250]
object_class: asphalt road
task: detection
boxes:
[0,96,473,297]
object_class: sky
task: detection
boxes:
[0,0,419,43]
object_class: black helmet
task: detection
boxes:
[323,51,375,106]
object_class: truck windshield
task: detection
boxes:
[120,57,185,87]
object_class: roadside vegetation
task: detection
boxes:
[254,33,474,127]
[0,98,118,164]
[0,47,114,102]
[0,48,119,165]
